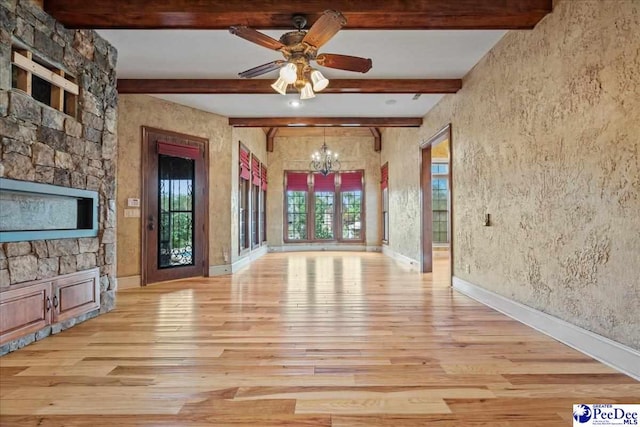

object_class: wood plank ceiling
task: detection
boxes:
[44,0,553,128]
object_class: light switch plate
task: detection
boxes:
[124,208,141,218]
[127,198,140,207]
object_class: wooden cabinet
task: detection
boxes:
[0,282,52,344]
[52,269,100,323]
[0,268,100,345]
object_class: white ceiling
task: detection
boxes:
[99,29,506,118]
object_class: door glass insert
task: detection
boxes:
[158,154,195,268]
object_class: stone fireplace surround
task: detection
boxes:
[0,0,118,354]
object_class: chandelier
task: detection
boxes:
[271,59,329,100]
[310,131,340,176]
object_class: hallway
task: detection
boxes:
[0,252,637,426]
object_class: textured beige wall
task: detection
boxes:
[387,0,640,348]
[267,130,380,247]
[380,128,421,262]
[116,95,233,277]
[230,128,267,262]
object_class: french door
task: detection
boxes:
[142,127,208,285]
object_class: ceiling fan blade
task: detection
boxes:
[302,10,346,49]
[238,60,286,78]
[315,54,373,73]
[229,26,285,51]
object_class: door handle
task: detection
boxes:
[46,297,51,312]
[148,215,155,230]
[53,295,59,308]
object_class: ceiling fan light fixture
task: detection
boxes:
[271,76,289,95]
[300,82,315,100]
[311,69,329,92]
[280,63,298,84]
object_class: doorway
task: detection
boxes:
[420,124,452,283]
[142,127,209,285]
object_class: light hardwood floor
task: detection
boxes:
[0,252,637,426]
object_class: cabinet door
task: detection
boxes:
[52,268,100,323]
[0,283,52,345]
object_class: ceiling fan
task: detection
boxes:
[229,10,373,100]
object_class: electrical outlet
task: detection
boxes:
[465,264,471,274]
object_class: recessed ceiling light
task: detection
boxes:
[289,100,302,108]
[385,99,397,105]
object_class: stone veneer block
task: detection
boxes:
[4,242,31,257]
[8,254,38,283]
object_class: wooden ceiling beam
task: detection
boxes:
[266,127,278,152]
[117,79,462,95]
[370,127,382,152]
[44,0,552,30]
[229,118,422,128]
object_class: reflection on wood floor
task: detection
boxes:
[1,252,637,426]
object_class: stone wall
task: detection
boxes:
[0,0,118,353]
[267,129,381,248]
[385,0,640,349]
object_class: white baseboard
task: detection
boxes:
[209,264,232,276]
[452,276,640,380]
[117,275,141,290]
[382,246,420,270]
[269,244,381,253]
[210,245,268,276]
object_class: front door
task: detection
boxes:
[142,127,208,285]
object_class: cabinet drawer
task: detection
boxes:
[52,268,100,323]
[0,282,51,345]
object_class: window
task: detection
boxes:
[432,162,449,244]
[285,172,309,241]
[284,171,365,243]
[251,156,261,248]
[239,147,250,251]
[340,171,363,240]
[260,164,267,243]
[381,163,389,243]
[313,173,335,240]
[11,47,78,117]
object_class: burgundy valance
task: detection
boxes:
[381,163,389,189]
[286,172,308,191]
[314,173,335,192]
[251,156,261,186]
[157,141,200,160]
[261,164,267,191]
[240,147,250,180]
[340,171,363,192]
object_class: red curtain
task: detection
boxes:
[157,141,200,159]
[286,172,308,191]
[314,173,335,192]
[381,163,388,189]
[239,148,250,180]
[340,171,363,192]
[251,156,261,186]
[261,164,267,190]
